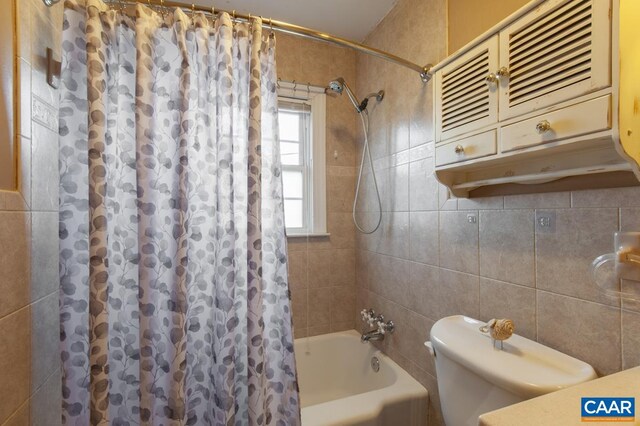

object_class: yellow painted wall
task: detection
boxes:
[447,0,530,53]
[0,0,15,189]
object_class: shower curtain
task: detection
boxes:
[58,1,299,424]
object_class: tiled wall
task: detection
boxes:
[0,0,62,424]
[354,0,640,424]
[275,34,359,338]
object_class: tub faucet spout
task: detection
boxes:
[360,320,395,343]
[361,330,385,342]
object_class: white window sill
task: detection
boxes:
[286,232,331,238]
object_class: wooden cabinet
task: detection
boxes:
[432,0,640,197]
[435,37,499,142]
[500,95,611,153]
[498,0,611,120]
[436,131,497,166]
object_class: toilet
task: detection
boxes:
[428,315,598,426]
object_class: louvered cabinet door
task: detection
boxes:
[498,0,611,121]
[435,36,500,143]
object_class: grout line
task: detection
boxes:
[533,208,538,341]
[0,397,30,426]
[32,366,61,397]
[536,288,620,309]
[620,302,624,370]
[0,303,31,324]
[618,207,622,231]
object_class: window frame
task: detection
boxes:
[277,81,327,237]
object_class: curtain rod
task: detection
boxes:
[42,0,433,82]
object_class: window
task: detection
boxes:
[277,82,327,236]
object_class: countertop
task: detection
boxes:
[479,366,640,426]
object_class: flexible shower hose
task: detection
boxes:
[352,110,382,234]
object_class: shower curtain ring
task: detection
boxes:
[191,3,196,19]
[160,0,166,18]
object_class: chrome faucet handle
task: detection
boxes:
[377,320,395,335]
[370,314,385,327]
[360,309,368,321]
[361,308,376,323]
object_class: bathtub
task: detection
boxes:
[295,330,428,426]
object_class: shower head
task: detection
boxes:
[328,79,344,95]
[327,77,384,113]
[327,77,364,113]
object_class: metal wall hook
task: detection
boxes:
[46,47,61,89]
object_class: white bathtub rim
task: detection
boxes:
[296,330,429,426]
[301,379,428,426]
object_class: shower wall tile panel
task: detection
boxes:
[277,34,359,338]
[1,0,63,424]
[354,0,640,424]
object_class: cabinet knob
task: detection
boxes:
[485,73,498,87]
[454,144,465,154]
[496,67,510,79]
[536,120,552,134]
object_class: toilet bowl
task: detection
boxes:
[428,315,597,426]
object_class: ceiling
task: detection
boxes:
[191,0,399,41]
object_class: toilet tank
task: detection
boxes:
[429,316,597,426]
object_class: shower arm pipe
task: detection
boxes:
[41,0,433,82]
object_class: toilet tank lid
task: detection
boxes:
[429,315,598,399]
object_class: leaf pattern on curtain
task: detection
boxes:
[58,1,300,424]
